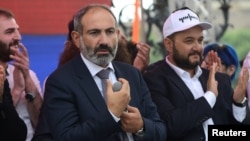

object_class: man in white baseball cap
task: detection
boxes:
[144,6,250,141]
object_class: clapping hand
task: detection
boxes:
[207,62,219,97]
[201,50,221,71]
[233,67,249,103]
[133,43,150,72]
[9,43,30,78]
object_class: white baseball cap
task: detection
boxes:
[163,8,212,38]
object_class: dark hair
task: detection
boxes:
[172,6,190,13]
[58,19,79,67]
[114,40,133,64]
[126,41,138,62]
[58,40,79,68]
[172,6,196,14]
[73,4,117,34]
[67,19,74,41]
[0,8,15,18]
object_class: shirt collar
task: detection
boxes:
[165,56,202,79]
[80,53,114,77]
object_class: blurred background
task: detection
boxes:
[1,0,250,87]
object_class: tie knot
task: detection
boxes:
[97,69,110,79]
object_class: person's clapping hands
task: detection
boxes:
[133,43,150,72]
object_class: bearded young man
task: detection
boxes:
[0,8,43,141]
[143,7,250,141]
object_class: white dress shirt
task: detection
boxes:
[7,64,42,141]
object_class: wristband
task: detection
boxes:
[25,93,36,102]
[233,97,247,107]
[134,127,144,137]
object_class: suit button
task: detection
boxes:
[200,136,204,141]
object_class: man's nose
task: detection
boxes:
[98,33,109,45]
[13,30,21,41]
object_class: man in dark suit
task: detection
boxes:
[33,4,166,141]
[143,7,250,141]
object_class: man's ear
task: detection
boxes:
[71,31,81,49]
[164,37,172,53]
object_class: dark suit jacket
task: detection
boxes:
[143,60,250,141]
[33,54,166,141]
[0,79,27,141]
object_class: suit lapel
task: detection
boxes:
[72,54,107,112]
[112,62,137,106]
[199,68,209,92]
[163,62,195,101]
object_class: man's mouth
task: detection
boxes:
[9,44,18,48]
[96,49,110,55]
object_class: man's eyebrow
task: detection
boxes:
[6,26,19,30]
[106,27,115,30]
[5,27,16,33]
[86,28,101,32]
[86,27,115,33]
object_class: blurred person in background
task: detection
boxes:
[201,43,239,81]
[241,51,250,108]
[57,20,79,68]
[115,32,150,73]
[201,43,250,109]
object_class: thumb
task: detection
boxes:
[208,62,217,79]
[126,105,135,112]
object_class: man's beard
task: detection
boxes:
[173,44,202,70]
[0,40,13,62]
[80,38,117,66]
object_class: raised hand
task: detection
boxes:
[233,67,249,103]
[201,50,221,71]
[9,43,42,127]
[9,43,30,78]
[11,66,25,106]
[207,62,219,97]
[133,43,150,72]
[9,43,28,106]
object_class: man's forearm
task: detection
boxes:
[24,75,42,128]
